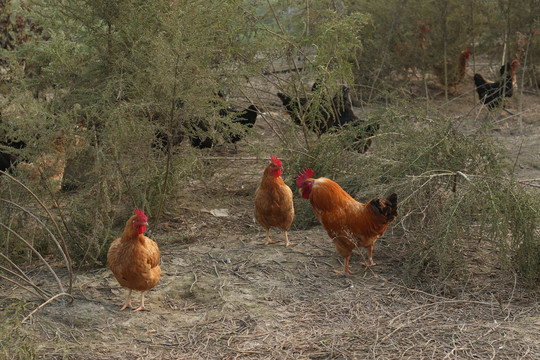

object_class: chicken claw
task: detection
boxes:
[132,291,149,312]
[263,229,277,245]
[361,247,376,268]
[277,231,296,246]
[278,241,297,246]
[333,257,353,275]
[120,302,133,311]
[361,260,376,268]
[120,289,133,311]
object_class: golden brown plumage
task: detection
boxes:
[254,155,295,246]
[17,136,66,192]
[107,209,161,311]
[297,169,397,275]
[433,49,470,91]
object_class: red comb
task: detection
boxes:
[418,20,430,33]
[134,209,147,222]
[296,168,314,188]
[271,155,282,167]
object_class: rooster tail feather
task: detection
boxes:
[386,193,398,220]
[473,74,487,87]
[369,193,398,222]
[386,193,398,206]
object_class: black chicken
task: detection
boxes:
[474,59,519,110]
[278,84,378,152]
[227,104,258,144]
[0,120,27,172]
[189,103,258,149]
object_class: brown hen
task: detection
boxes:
[254,155,295,246]
[433,49,470,92]
[107,209,161,311]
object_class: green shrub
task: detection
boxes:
[286,102,539,286]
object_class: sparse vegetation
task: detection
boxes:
[0,300,36,359]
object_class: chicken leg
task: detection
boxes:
[133,291,149,312]
[120,289,133,311]
[361,245,376,268]
[264,229,276,245]
[334,256,353,275]
[278,230,296,247]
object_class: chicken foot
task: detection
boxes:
[277,231,296,247]
[334,256,353,275]
[360,245,377,268]
[133,291,149,312]
[120,289,133,311]
[263,229,277,245]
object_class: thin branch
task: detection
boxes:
[1,200,72,286]
[154,53,182,228]
[518,30,534,134]
[0,223,65,294]
[0,256,51,299]
[190,270,198,293]
[0,170,73,293]
[0,274,46,300]
[21,292,74,324]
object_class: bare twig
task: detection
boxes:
[0,258,51,299]
[0,223,65,294]
[0,274,47,300]
[21,292,74,324]
[190,271,198,293]
[0,170,73,292]
[1,200,72,286]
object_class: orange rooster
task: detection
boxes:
[433,49,470,92]
[254,155,295,246]
[296,169,397,275]
[107,209,161,311]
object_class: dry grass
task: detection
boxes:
[2,149,539,359]
[4,223,539,359]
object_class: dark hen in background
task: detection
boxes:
[474,59,519,110]
[151,94,258,150]
[189,103,259,149]
[227,104,259,144]
[0,116,27,172]
[278,83,378,153]
[0,138,26,172]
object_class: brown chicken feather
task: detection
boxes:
[297,169,397,275]
[254,155,295,246]
[107,209,161,311]
[434,49,470,91]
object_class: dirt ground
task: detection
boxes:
[1,66,540,359]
